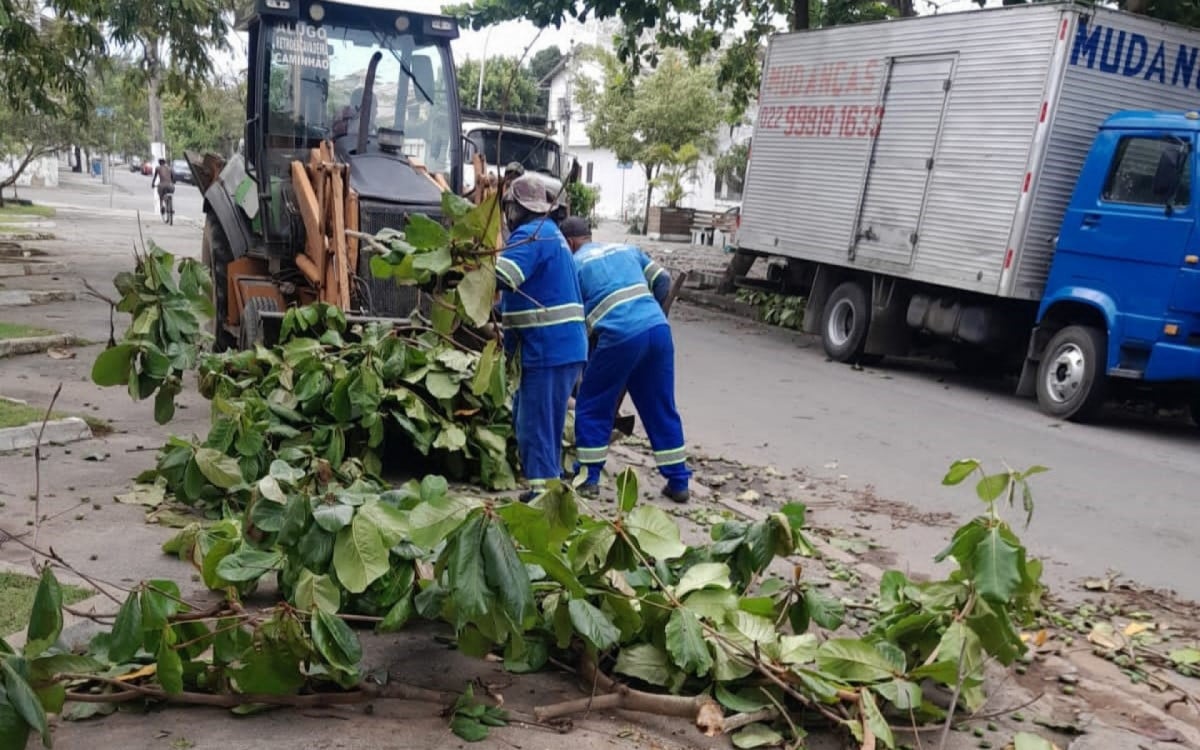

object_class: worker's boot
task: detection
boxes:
[577,483,601,500]
[661,484,690,504]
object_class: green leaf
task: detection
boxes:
[194,447,245,489]
[293,571,341,614]
[731,723,784,749]
[943,458,980,485]
[498,503,550,552]
[665,608,712,677]
[684,589,738,622]
[874,679,922,711]
[140,580,182,630]
[109,591,144,664]
[0,699,31,750]
[313,501,355,534]
[156,628,184,694]
[232,647,305,695]
[614,643,672,687]
[258,475,287,504]
[1014,732,1058,750]
[860,688,895,749]
[153,385,177,424]
[675,562,732,598]
[815,639,898,683]
[457,267,497,327]
[715,684,770,713]
[482,519,535,627]
[358,500,409,548]
[433,423,468,451]
[615,468,638,513]
[531,487,579,547]
[379,596,415,633]
[470,340,498,396]
[625,505,687,560]
[1,657,48,747]
[409,494,477,549]
[972,525,1023,605]
[215,547,283,583]
[23,568,63,657]
[425,371,460,400]
[332,512,391,594]
[568,599,621,650]
[778,633,819,665]
[450,715,490,742]
[311,609,362,674]
[804,589,845,631]
[404,214,450,250]
[269,459,306,484]
[91,344,135,386]
[976,472,1011,503]
[1170,648,1200,666]
[449,514,490,624]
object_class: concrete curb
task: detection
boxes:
[0,261,69,278]
[0,416,92,452]
[677,286,759,319]
[0,290,77,306]
[0,333,84,359]
[0,231,56,242]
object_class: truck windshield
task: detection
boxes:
[466,130,560,175]
[265,20,454,173]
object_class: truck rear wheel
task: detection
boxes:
[202,215,237,352]
[1035,325,1107,422]
[821,281,871,362]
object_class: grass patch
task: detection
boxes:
[0,571,91,636]
[0,204,55,219]
[0,399,60,428]
[0,321,54,340]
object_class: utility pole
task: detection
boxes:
[476,28,493,110]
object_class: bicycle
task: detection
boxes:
[160,191,174,225]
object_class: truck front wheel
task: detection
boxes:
[821,281,871,363]
[1035,325,1108,422]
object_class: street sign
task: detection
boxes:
[617,161,633,170]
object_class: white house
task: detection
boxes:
[541,25,753,223]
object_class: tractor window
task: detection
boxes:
[464,130,561,175]
[1102,136,1192,207]
[265,21,454,172]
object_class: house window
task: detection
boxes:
[586,162,594,184]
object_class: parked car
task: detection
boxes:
[140,160,153,176]
[171,159,192,184]
[128,156,142,173]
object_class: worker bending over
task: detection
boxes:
[559,217,691,503]
[495,176,588,501]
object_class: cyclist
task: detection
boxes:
[151,158,175,216]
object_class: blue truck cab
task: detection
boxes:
[1031,111,1200,420]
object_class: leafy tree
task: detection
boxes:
[575,49,724,221]
[528,46,565,112]
[0,0,232,122]
[0,105,74,201]
[713,141,749,200]
[163,78,246,158]
[457,56,541,114]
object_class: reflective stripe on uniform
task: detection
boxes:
[576,446,608,464]
[643,261,666,287]
[495,256,525,289]
[586,284,652,330]
[529,478,549,487]
[654,446,687,467]
[502,303,585,329]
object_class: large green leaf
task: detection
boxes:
[614,643,672,687]
[409,494,477,549]
[156,628,184,694]
[675,562,731,598]
[684,589,738,622]
[778,633,819,665]
[357,500,409,547]
[531,487,579,547]
[293,570,341,614]
[731,723,784,749]
[109,591,144,664]
[313,502,355,533]
[405,215,451,251]
[815,639,898,683]
[449,514,490,624]
[976,472,1012,503]
[1014,733,1058,750]
[215,547,283,583]
[665,608,712,677]
[23,568,63,657]
[481,519,535,627]
[91,344,135,386]
[972,524,1023,605]
[332,513,391,594]
[232,648,305,695]
[311,609,362,675]
[942,458,980,485]
[860,688,895,749]
[568,599,620,650]
[625,505,686,560]
[0,697,31,750]
[615,468,638,513]
[457,267,496,327]
[1,657,48,748]
[194,447,245,489]
[803,589,846,631]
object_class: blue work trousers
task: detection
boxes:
[513,362,582,487]
[575,324,690,491]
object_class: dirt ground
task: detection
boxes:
[2,184,1199,749]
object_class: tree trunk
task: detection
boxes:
[641,164,658,233]
[793,0,811,30]
[146,37,166,155]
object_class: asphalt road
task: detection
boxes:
[669,304,1200,599]
[58,165,206,225]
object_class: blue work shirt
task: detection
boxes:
[495,218,588,368]
[573,242,671,348]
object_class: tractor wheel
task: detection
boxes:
[202,214,237,352]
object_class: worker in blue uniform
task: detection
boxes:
[495,176,588,501]
[559,217,691,503]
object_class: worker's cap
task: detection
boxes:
[559,216,590,239]
[503,174,552,214]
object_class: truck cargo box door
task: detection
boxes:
[852,55,955,269]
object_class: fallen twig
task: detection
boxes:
[32,382,63,549]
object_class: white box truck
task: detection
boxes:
[734,3,1200,419]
